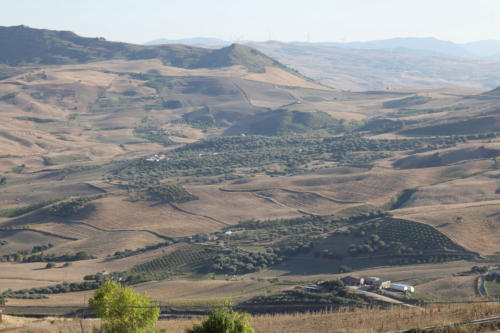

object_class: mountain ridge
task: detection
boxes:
[146,36,500,59]
[0,25,286,73]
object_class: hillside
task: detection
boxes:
[0,26,284,74]
[0,27,499,314]
[249,41,500,90]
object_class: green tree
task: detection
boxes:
[89,280,160,333]
[186,302,254,333]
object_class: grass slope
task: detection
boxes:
[0,26,290,74]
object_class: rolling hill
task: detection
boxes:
[0,26,499,312]
[0,25,284,74]
[249,41,500,90]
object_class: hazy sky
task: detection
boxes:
[1,0,499,44]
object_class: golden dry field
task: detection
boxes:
[1,302,499,332]
[1,30,500,321]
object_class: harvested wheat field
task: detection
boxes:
[1,303,499,332]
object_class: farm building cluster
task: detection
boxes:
[189,233,217,243]
[341,275,415,293]
[144,154,178,162]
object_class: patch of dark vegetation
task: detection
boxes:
[340,218,474,265]
[121,89,137,96]
[477,86,500,98]
[13,116,57,123]
[0,176,5,186]
[114,135,459,186]
[111,241,174,259]
[383,95,431,109]
[1,249,94,263]
[34,164,102,181]
[48,195,105,217]
[173,107,215,130]
[393,146,500,169]
[147,183,199,203]
[10,164,25,174]
[400,116,500,136]
[211,248,285,274]
[384,188,418,210]
[123,244,218,282]
[0,66,30,80]
[1,280,101,299]
[162,100,182,109]
[220,213,382,243]
[22,71,47,82]
[242,280,380,312]
[225,109,346,136]
[116,232,313,281]
[42,154,88,166]
[470,265,489,274]
[0,198,64,218]
[355,118,405,134]
[134,117,173,146]
[0,92,18,102]
[389,106,469,118]
[0,131,32,147]
[376,219,462,251]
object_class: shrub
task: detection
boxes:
[48,197,92,217]
[471,266,488,274]
[89,280,160,333]
[338,265,353,273]
[186,302,254,333]
[45,262,55,269]
[147,184,198,203]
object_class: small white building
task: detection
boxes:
[390,283,415,293]
[145,154,166,162]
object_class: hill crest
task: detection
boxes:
[0,26,286,73]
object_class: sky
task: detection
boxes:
[1,0,499,44]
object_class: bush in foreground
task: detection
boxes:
[89,280,162,333]
[186,302,254,333]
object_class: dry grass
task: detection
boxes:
[244,67,331,91]
[394,200,500,255]
[242,303,500,333]
[2,303,499,332]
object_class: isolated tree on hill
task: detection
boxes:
[89,280,161,333]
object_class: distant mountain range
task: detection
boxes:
[143,37,500,89]
[248,41,500,90]
[145,37,231,48]
[2,26,500,90]
[146,36,500,60]
[319,37,500,60]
